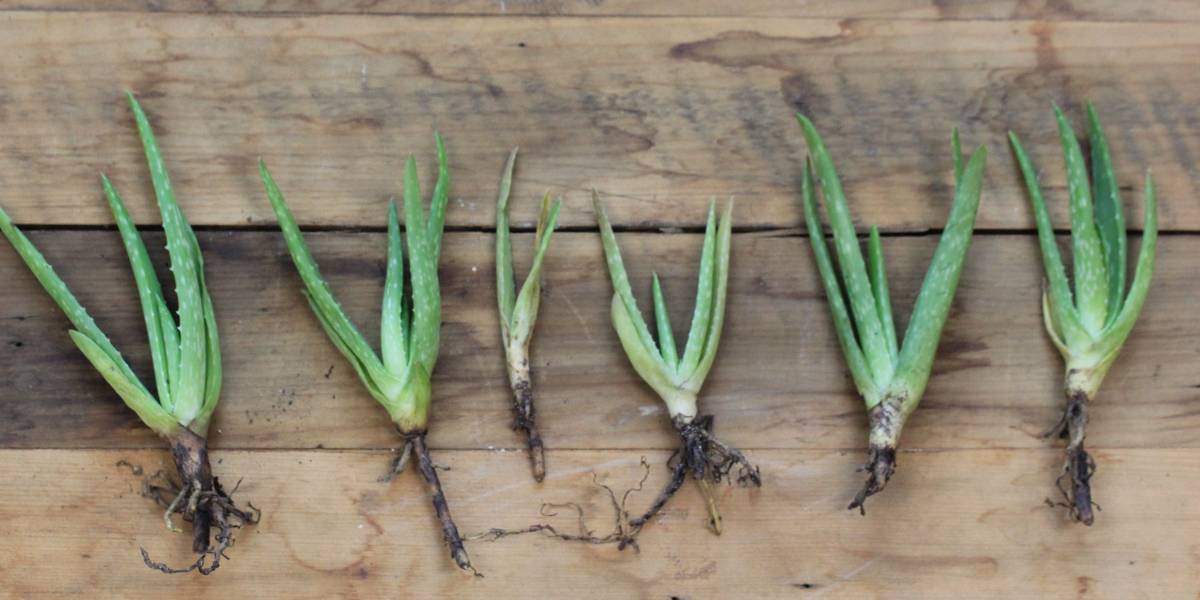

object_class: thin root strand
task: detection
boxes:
[472,414,759,551]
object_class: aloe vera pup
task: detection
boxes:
[594,193,759,542]
[260,136,480,573]
[494,149,562,481]
[1009,104,1157,525]
[0,93,257,574]
[797,114,987,511]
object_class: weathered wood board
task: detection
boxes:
[2,231,1192,452]
[9,0,1200,21]
[1,2,1198,598]
[0,12,1195,229]
[1,448,1198,599]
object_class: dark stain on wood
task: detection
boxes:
[1030,21,1062,72]
[668,27,854,71]
[400,50,505,99]
[779,70,828,118]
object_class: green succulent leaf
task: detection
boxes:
[68,330,178,436]
[495,147,561,352]
[0,94,219,436]
[651,273,679,371]
[1086,103,1128,327]
[1054,106,1108,337]
[610,294,683,412]
[155,293,181,403]
[796,114,894,386]
[594,192,662,365]
[194,272,222,434]
[260,160,393,399]
[1095,174,1157,365]
[682,199,733,391]
[678,202,718,379]
[1009,131,1087,349]
[801,160,874,399]
[261,136,449,430]
[101,175,174,412]
[5,207,149,384]
[595,194,733,416]
[1013,105,1156,399]
[128,92,209,426]
[510,194,561,346]
[867,226,898,362]
[798,115,987,413]
[382,200,409,373]
[495,148,518,334]
[404,156,443,374]
[893,145,987,403]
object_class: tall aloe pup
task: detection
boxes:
[594,192,759,541]
[260,136,476,574]
[0,93,256,574]
[1009,104,1157,525]
[495,148,562,482]
[797,114,987,512]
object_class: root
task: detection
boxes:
[378,439,414,483]
[467,458,654,549]
[140,428,260,575]
[624,459,688,538]
[847,444,897,515]
[625,415,760,540]
[403,432,481,577]
[512,378,547,482]
[471,414,760,551]
[1051,391,1098,525]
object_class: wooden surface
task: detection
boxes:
[0,2,1197,598]
[0,11,1197,230]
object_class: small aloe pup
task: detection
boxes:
[260,136,477,574]
[1009,104,1157,525]
[797,114,987,512]
[0,93,257,574]
[594,192,759,541]
[495,148,562,482]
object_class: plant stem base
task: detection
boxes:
[1048,390,1096,525]
[510,377,546,483]
[849,399,904,514]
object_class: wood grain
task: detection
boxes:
[0,13,1195,230]
[2,230,1193,451]
[1,4,1197,599]
[6,0,1200,21]
[1,447,1196,598]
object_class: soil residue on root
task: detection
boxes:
[848,398,904,514]
[848,444,896,515]
[139,428,259,575]
[1045,390,1098,525]
[511,376,546,482]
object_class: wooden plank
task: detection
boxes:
[2,230,1193,451]
[0,13,1195,230]
[0,447,1196,598]
[6,0,1200,22]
